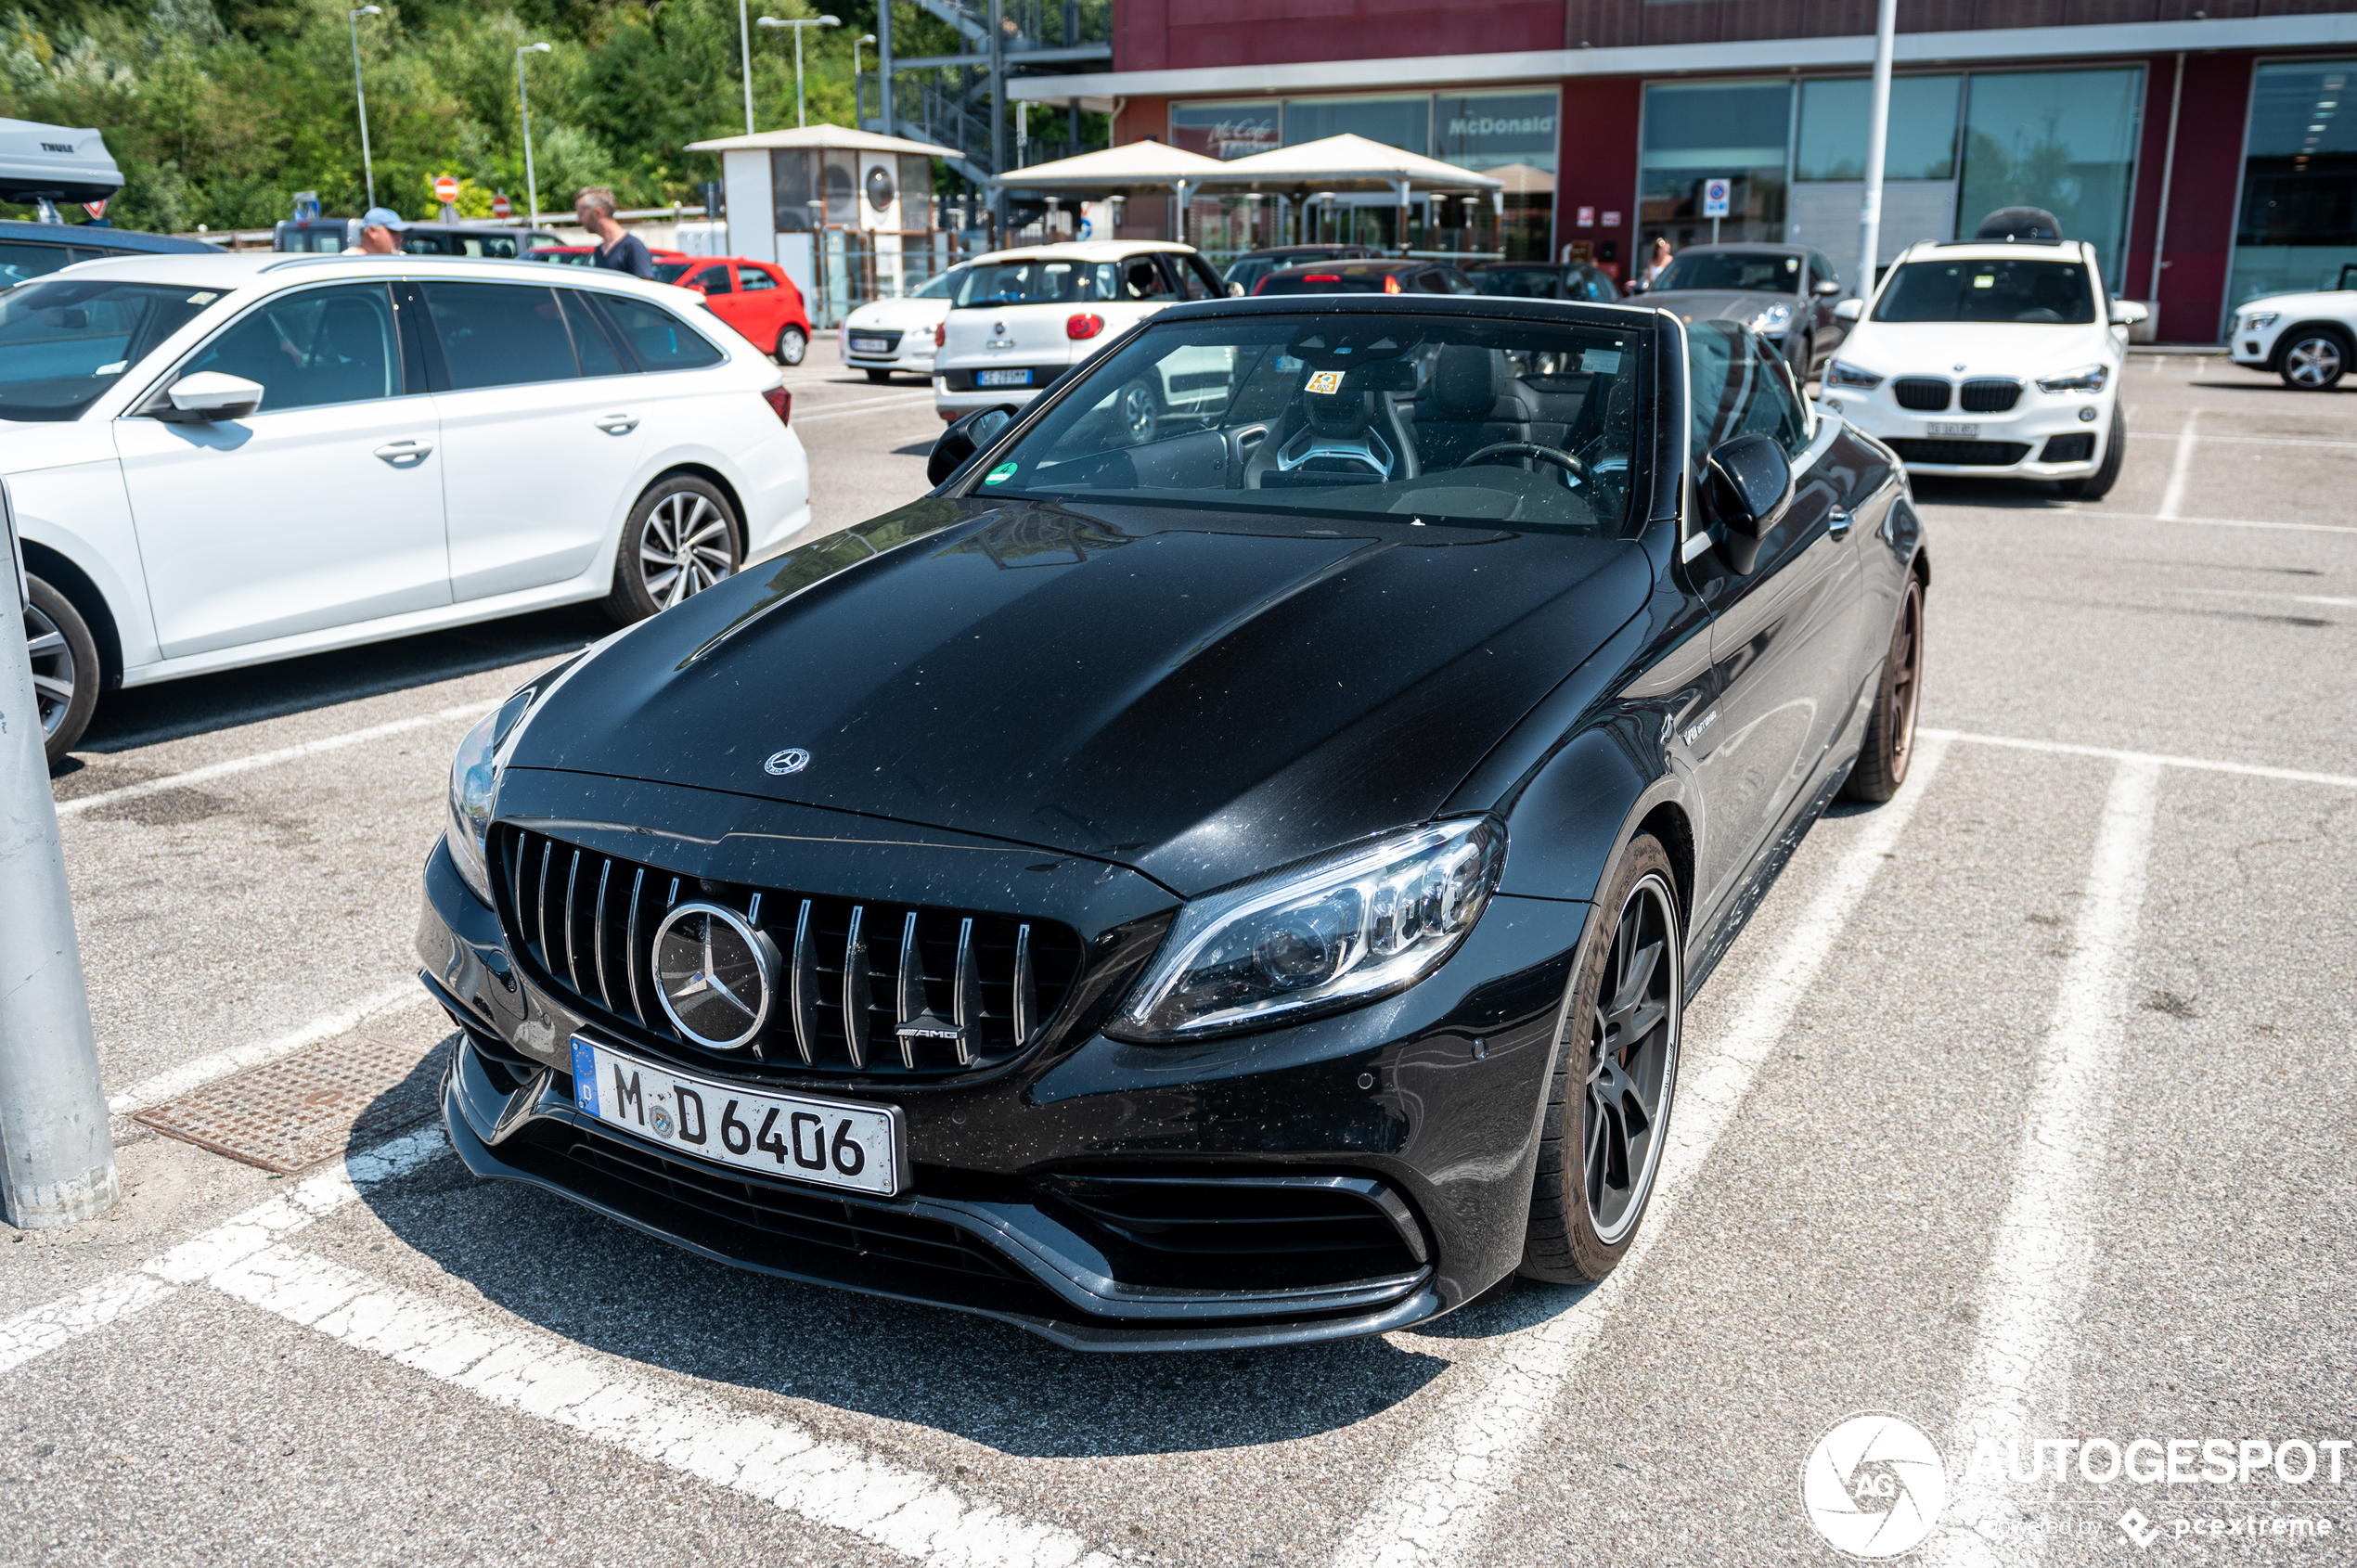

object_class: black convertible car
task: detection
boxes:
[418,293,1928,1350]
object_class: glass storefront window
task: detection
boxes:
[2227,60,2357,314]
[1171,101,1281,161]
[1796,76,1959,181]
[1436,91,1559,263]
[1957,68,2143,286]
[1639,81,1792,251]
[1282,95,1430,154]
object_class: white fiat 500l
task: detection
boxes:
[933,241,1230,423]
[1818,239,2146,497]
[4,251,807,762]
[2227,270,2357,390]
[840,264,968,383]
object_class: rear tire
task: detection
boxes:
[1519,834,1682,1285]
[25,574,99,766]
[2277,328,2347,391]
[1841,572,1924,803]
[2056,405,2124,499]
[774,326,809,366]
[863,367,892,384]
[604,476,742,624]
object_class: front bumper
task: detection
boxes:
[416,781,1584,1351]
[1823,389,2112,478]
[842,329,934,374]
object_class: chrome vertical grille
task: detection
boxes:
[495,827,1086,1078]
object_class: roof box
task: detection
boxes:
[0,118,122,206]
[1972,206,2062,243]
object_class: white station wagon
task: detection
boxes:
[933,240,1232,429]
[4,251,809,761]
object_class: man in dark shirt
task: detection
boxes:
[575,186,654,278]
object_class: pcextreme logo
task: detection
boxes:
[1800,1412,1947,1560]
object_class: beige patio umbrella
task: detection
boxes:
[1194,134,1503,250]
[990,139,1229,241]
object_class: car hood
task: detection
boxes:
[1838,319,2109,377]
[2235,289,2348,318]
[0,417,114,473]
[1641,289,1793,325]
[844,297,948,332]
[511,498,1652,896]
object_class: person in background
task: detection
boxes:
[341,208,407,255]
[576,186,653,278]
[1643,236,1674,288]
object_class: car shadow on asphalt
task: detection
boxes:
[1905,477,2077,510]
[349,1064,1453,1457]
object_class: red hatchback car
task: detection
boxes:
[654,257,814,366]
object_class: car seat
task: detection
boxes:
[1245,377,1421,489]
[1413,345,1539,469]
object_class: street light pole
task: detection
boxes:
[854,32,876,128]
[349,6,381,210]
[757,16,841,131]
[516,42,552,228]
[1854,0,1898,303]
[738,0,756,135]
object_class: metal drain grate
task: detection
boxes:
[133,1014,454,1174]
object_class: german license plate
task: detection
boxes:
[1926,421,1978,437]
[977,367,1033,387]
[570,1037,902,1196]
[849,337,890,353]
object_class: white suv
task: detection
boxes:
[1818,238,2146,497]
[933,241,1229,423]
[2227,272,2357,390]
[4,251,808,762]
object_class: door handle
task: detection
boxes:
[1826,508,1853,539]
[596,415,639,434]
[373,439,431,464]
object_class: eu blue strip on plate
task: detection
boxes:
[571,1037,599,1114]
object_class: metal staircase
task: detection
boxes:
[873,0,1112,195]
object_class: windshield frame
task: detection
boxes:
[939,298,1666,541]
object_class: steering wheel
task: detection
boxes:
[1461,441,1592,488]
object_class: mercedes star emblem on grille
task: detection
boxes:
[651,902,779,1050]
[764,748,809,775]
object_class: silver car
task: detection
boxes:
[1635,243,1848,379]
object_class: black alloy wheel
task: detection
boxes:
[25,575,100,766]
[2278,328,2347,391]
[605,476,742,624]
[775,326,809,367]
[1520,834,1682,1283]
[1842,572,1925,803]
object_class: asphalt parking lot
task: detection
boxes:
[6,346,2352,1566]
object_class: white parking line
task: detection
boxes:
[1333,737,1953,1568]
[1928,761,2161,1567]
[56,701,491,821]
[1917,728,2357,790]
[212,1245,1112,1568]
[0,1272,174,1377]
[2129,431,2357,453]
[2156,410,2198,521]
[106,979,428,1118]
[2180,586,2357,609]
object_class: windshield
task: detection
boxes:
[1650,251,1801,294]
[911,269,961,299]
[1258,267,1407,296]
[951,257,1126,308]
[972,314,1643,536]
[652,262,693,284]
[1475,267,1568,299]
[1873,258,2095,324]
[0,279,215,422]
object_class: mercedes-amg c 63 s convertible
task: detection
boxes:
[418,292,1929,1350]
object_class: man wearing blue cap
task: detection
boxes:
[342,207,408,255]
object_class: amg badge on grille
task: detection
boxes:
[764,748,809,775]
[651,902,780,1050]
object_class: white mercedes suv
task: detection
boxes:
[5,251,808,762]
[933,241,1230,423]
[2227,270,2356,390]
[1817,238,2146,497]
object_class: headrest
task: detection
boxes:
[1432,345,1501,417]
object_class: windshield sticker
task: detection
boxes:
[1304,369,1345,395]
[187,291,218,304]
[983,461,1019,484]
[94,360,127,376]
[1973,275,1996,289]
[1583,349,1622,374]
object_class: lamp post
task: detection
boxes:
[349,6,380,209]
[737,0,756,135]
[853,32,876,127]
[516,42,551,227]
[757,15,841,131]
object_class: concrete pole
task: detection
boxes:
[877,0,895,135]
[0,484,116,1229]
[1854,0,1898,302]
[739,0,756,135]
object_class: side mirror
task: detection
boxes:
[927,404,1018,488]
[1703,432,1793,573]
[1813,277,1843,297]
[1831,298,1863,323]
[2109,299,2151,327]
[159,371,264,423]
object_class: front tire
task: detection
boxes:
[2056,404,2125,499]
[863,366,892,384]
[1520,835,1682,1284]
[605,476,741,624]
[25,575,99,765]
[2278,328,2347,391]
[775,326,809,366]
[1841,572,1924,803]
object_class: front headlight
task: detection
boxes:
[2241,312,2280,331]
[1109,817,1506,1043]
[1748,302,1795,335]
[444,653,585,904]
[2034,364,2108,393]
[1824,359,1883,390]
